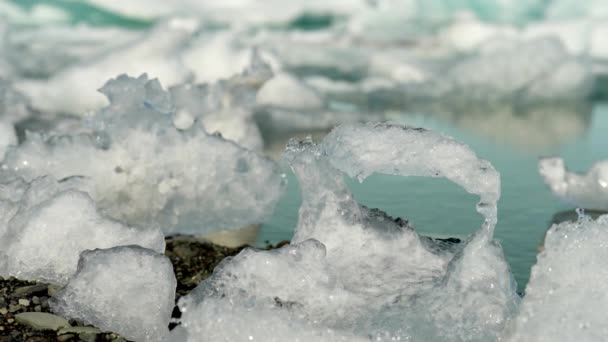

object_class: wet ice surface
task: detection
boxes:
[539,157,608,211]
[179,123,519,341]
[52,245,176,342]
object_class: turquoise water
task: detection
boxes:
[260,102,608,291]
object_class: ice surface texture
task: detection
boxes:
[179,123,518,341]
[0,176,164,284]
[52,245,176,342]
[539,157,608,210]
[3,74,285,235]
[505,214,608,341]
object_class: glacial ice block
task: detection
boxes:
[539,157,608,210]
[52,245,176,342]
[505,215,608,341]
[3,74,286,235]
[180,123,518,341]
[0,176,165,284]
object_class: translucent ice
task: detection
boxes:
[504,215,608,341]
[0,176,164,284]
[539,157,608,210]
[3,74,285,235]
[179,123,518,341]
[52,245,176,342]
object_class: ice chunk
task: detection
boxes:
[443,37,593,101]
[3,74,285,235]
[52,245,176,342]
[504,215,608,341]
[170,50,272,150]
[257,72,325,110]
[180,123,518,341]
[539,157,608,210]
[0,176,165,284]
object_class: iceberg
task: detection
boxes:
[2,74,286,235]
[179,123,518,341]
[539,157,608,211]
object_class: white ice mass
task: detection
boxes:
[2,74,286,235]
[52,245,177,342]
[179,123,518,342]
[539,157,608,211]
[505,214,608,341]
[0,176,164,285]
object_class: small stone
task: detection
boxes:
[8,304,22,313]
[18,299,30,306]
[34,305,42,312]
[10,284,48,298]
[7,319,13,324]
[14,312,70,331]
[0,298,7,308]
[41,297,49,308]
[32,296,40,305]
[58,334,75,341]
[0,308,7,315]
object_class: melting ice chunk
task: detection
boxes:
[0,176,164,284]
[3,74,286,235]
[179,123,518,341]
[505,215,608,341]
[52,245,176,342]
[539,157,608,211]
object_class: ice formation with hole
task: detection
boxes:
[179,123,518,341]
[539,157,608,211]
[0,176,164,285]
[2,74,286,235]
[52,245,176,342]
[504,214,608,341]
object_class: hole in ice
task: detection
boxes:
[345,173,480,238]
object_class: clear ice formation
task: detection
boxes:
[539,157,608,211]
[504,214,608,341]
[2,74,286,235]
[179,123,518,341]
[0,176,164,285]
[51,245,176,342]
